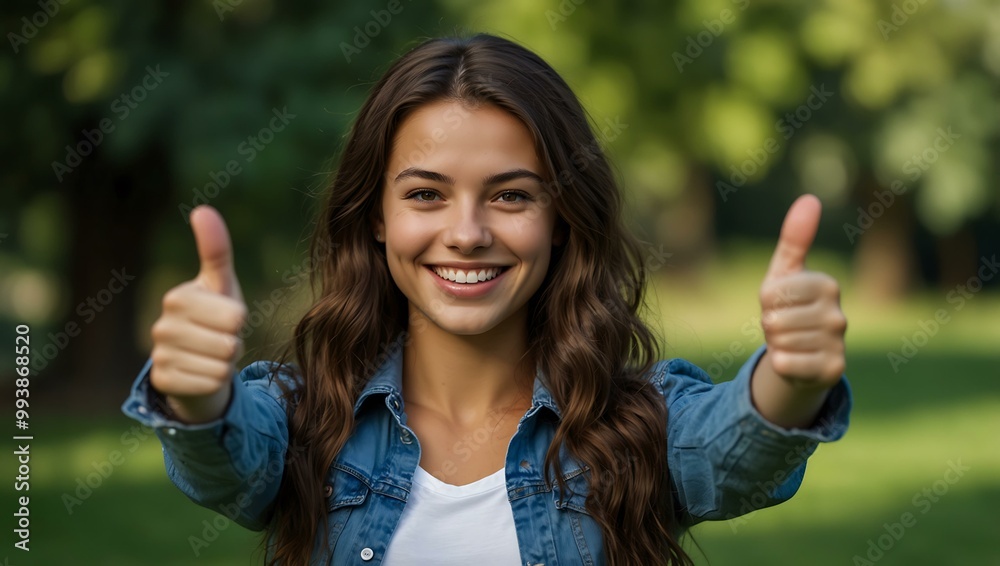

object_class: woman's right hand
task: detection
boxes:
[149,205,248,424]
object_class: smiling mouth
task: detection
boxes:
[427,265,511,284]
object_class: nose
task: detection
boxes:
[441,199,493,254]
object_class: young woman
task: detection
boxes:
[122,33,852,565]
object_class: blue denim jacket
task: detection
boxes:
[121,338,851,565]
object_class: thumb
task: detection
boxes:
[764,194,822,281]
[190,205,242,299]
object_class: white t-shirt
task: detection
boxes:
[382,465,522,565]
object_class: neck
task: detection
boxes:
[402,307,535,426]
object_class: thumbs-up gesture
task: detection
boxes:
[149,205,249,423]
[759,195,847,391]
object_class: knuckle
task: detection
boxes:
[761,310,781,332]
[223,335,241,361]
[758,287,770,305]
[150,318,171,342]
[235,304,249,328]
[766,330,787,348]
[162,286,188,311]
[759,283,780,306]
[827,356,846,379]
[150,346,171,369]
[226,301,249,331]
[824,273,839,290]
[212,360,235,383]
[819,274,840,296]
[828,311,848,333]
[149,363,171,393]
[770,351,791,374]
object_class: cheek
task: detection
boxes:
[387,214,430,250]
[509,219,555,261]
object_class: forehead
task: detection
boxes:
[386,100,544,181]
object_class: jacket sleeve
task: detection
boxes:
[658,344,852,527]
[120,356,298,531]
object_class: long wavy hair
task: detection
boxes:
[262,33,694,566]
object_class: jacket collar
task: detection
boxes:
[352,332,562,420]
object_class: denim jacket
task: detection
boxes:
[121,337,851,565]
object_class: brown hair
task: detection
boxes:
[263,33,694,565]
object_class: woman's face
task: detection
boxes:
[376,99,563,336]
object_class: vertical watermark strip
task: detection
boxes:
[13,324,33,552]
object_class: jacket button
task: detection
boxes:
[400,429,412,444]
[360,547,374,561]
[323,484,333,497]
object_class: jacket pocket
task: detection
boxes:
[322,464,371,560]
[552,469,603,566]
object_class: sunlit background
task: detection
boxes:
[1,0,998,564]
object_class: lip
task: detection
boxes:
[425,265,511,298]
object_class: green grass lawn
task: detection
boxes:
[7,246,999,565]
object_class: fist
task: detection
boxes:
[759,195,847,388]
[149,205,248,423]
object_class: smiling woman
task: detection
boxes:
[122,32,852,566]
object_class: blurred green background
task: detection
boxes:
[1,0,998,564]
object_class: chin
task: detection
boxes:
[425,311,503,336]
[436,320,498,336]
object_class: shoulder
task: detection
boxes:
[645,357,715,394]
[235,359,304,409]
[238,359,301,381]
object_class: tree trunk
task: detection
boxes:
[38,138,172,413]
[852,175,917,302]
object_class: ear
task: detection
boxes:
[370,213,385,241]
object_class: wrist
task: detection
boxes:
[751,350,834,429]
[165,386,233,424]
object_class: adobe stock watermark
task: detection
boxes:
[700,287,803,381]
[509,114,628,236]
[545,0,585,30]
[672,0,750,73]
[177,106,296,222]
[570,115,629,172]
[51,65,169,182]
[390,103,471,168]
[725,413,840,532]
[595,243,673,319]
[188,444,307,556]
[236,239,339,342]
[717,84,835,203]
[877,0,930,40]
[360,325,419,382]
[30,267,136,372]
[851,459,969,565]
[427,405,509,482]
[843,126,959,244]
[212,0,246,21]
[340,0,412,63]
[887,254,998,373]
[7,0,71,54]
[61,423,156,515]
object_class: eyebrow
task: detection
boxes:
[392,167,545,187]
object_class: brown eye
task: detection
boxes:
[406,190,439,202]
[498,190,530,203]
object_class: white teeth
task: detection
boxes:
[431,266,505,284]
